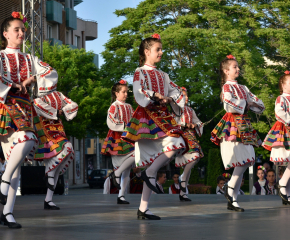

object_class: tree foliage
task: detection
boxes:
[42,42,111,139]
[100,0,290,163]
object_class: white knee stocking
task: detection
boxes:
[180,159,199,196]
[279,165,290,196]
[114,156,135,185]
[118,168,131,199]
[139,182,153,215]
[1,141,35,197]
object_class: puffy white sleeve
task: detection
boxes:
[275,96,290,125]
[33,96,58,120]
[191,108,203,137]
[244,86,265,114]
[165,73,185,108]
[133,69,155,107]
[0,59,12,104]
[59,92,78,121]
[32,56,58,97]
[106,104,125,132]
[223,84,246,114]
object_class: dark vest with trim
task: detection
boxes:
[170,184,180,194]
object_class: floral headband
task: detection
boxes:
[151,33,161,40]
[119,79,128,85]
[181,87,187,92]
[285,70,290,75]
[226,54,236,60]
[11,12,28,30]
[222,173,231,179]
[257,165,266,171]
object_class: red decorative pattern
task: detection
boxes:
[142,70,150,89]
[48,93,56,109]
[120,105,128,124]
[53,92,62,110]
[224,99,243,110]
[39,83,57,91]
[232,84,247,99]
[39,61,49,67]
[133,71,140,82]
[19,53,28,82]
[155,70,165,96]
[1,53,8,77]
[7,54,18,83]
[66,106,78,114]
[147,70,159,93]
[109,105,116,114]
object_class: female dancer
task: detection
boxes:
[122,34,186,220]
[211,55,265,211]
[0,12,57,228]
[263,70,290,204]
[101,80,135,204]
[32,90,78,210]
[174,87,203,201]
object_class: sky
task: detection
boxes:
[75,0,142,67]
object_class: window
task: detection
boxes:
[47,25,52,39]
[75,35,80,48]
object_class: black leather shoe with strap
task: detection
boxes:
[117,196,130,204]
[110,172,121,190]
[141,171,159,194]
[227,201,244,212]
[179,181,187,193]
[44,201,60,210]
[179,194,191,202]
[0,213,22,229]
[277,184,288,202]
[223,183,234,204]
[137,209,161,220]
[0,180,10,205]
[45,176,55,191]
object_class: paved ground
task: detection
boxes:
[0,187,289,240]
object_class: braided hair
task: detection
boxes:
[139,37,162,67]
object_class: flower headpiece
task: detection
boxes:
[285,70,290,75]
[181,87,187,92]
[257,165,266,172]
[151,33,161,40]
[11,12,28,30]
[222,173,231,179]
[226,54,236,60]
[119,79,128,85]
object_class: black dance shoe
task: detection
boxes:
[109,172,121,190]
[0,213,22,229]
[44,201,60,210]
[141,171,159,194]
[44,176,55,191]
[137,209,161,220]
[276,184,288,202]
[282,199,288,205]
[179,194,191,202]
[227,201,244,212]
[0,180,10,205]
[179,181,187,193]
[117,196,130,204]
[223,183,234,204]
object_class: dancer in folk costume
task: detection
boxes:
[174,87,203,201]
[101,80,135,204]
[262,71,290,204]
[0,13,60,228]
[211,55,265,212]
[32,89,78,210]
[122,34,186,220]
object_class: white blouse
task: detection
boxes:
[222,80,265,115]
[275,93,290,126]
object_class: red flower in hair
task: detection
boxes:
[11,12,20,19]
[181,87,187,91]
[226,54,236,60]
[119,79,127,85]
[152,33,161,40]
[285,70,290,75]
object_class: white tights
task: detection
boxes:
[1,141,35,223]
[279,164,290,198]
[139,150,177,215]
[180,159,199,197]
[227,162,251,207]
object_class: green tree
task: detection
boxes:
[42,41,111,139]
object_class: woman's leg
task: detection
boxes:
[279,164,290,196]
[118,168,131,200]
[179,159,199,197]
[114,156,135,185]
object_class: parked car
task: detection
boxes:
[87,169,113,189]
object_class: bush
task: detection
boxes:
[207,148,224,193]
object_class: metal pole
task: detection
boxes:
[249,165,254,194]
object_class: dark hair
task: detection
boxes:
[111,82,128,103]
[156,171,166,181]
[279,73,290,94]
[266,169,275,175]
[138,37,162,66]
[219,57,238,101]
[217,175,225,184]
[1,16,24,50]
[257,168,265,174]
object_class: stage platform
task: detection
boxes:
[1,188,289,240]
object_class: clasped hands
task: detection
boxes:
[12,76,36,94]
[153,92,172,105]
